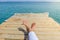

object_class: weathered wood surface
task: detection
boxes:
[0,13,60,40]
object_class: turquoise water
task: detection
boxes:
[0,2,60,24]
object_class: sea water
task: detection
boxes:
[0,2,60,24]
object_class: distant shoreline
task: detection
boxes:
[0,1,60,3]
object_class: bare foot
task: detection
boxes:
[31,23,36,31]
[22,20,36,32]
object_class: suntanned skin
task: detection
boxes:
[22,20,36,32]
[22,20,39,40]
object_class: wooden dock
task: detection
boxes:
[0,12,60,40]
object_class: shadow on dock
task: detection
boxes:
[18,27,28,40]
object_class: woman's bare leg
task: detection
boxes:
[22,20,31,32]
[22,20,38,40]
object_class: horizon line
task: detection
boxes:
[0,1,60,2]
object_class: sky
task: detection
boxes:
[0,0,60,2]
